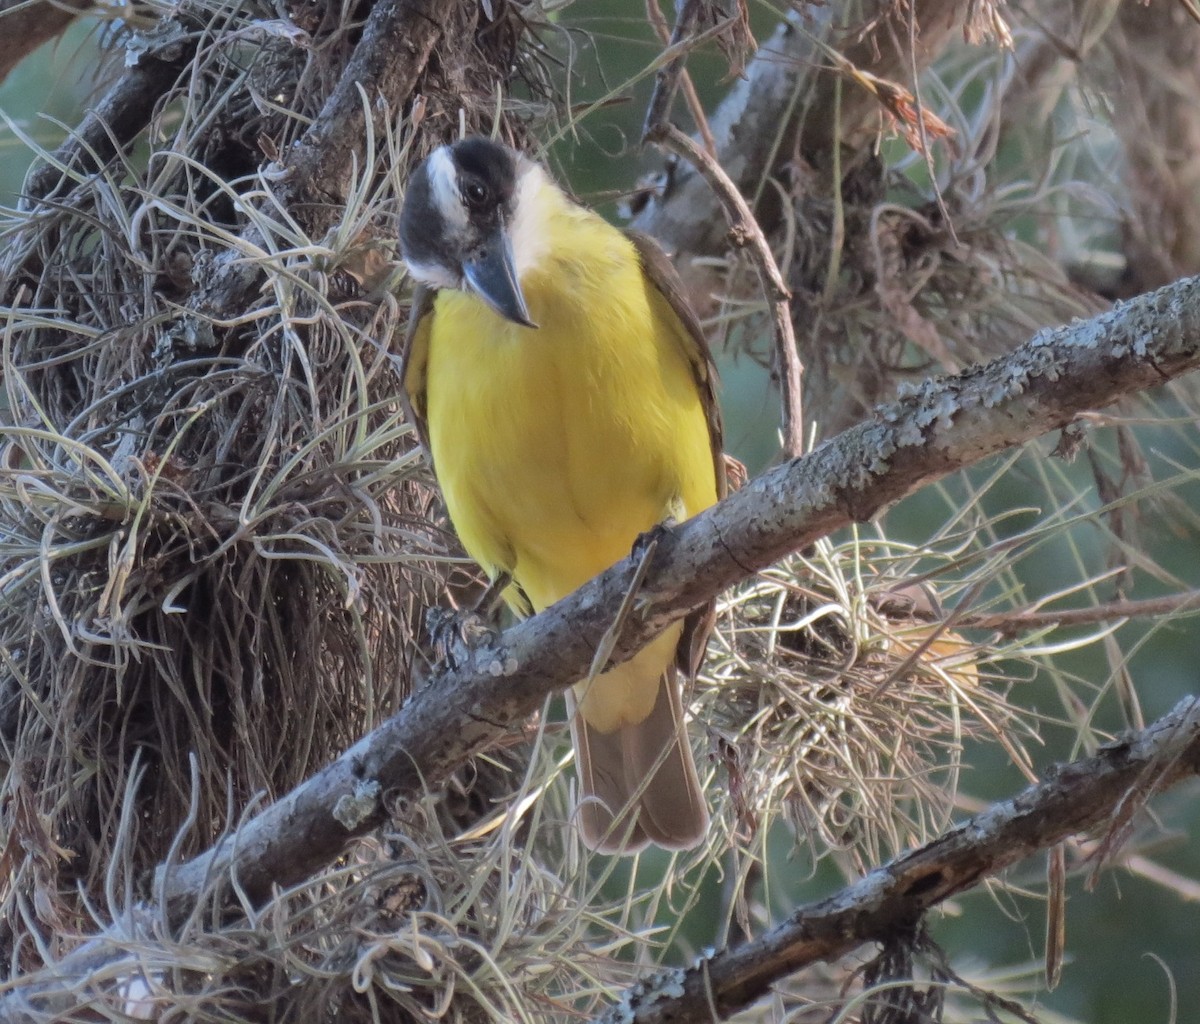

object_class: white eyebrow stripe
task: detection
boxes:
[427,146,467,231]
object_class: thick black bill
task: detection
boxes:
[463,225,536,328]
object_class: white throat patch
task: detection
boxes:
[404,258,461,290]
[508,158,552,279]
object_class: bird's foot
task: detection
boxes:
[631,516,674,564]
[426,605,501,672]
[586,521,676,680]
[424,572,513,672]
[627,516,677,617]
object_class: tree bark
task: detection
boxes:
[632,0,964,257]
[149,271,1200,920]
[23,15,196,203]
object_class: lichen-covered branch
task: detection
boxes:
[11,695,1200,1020]
[632,0,965,257]
[22,15,197,203]
[609,695,1200,1023]
[152,273,1200,919]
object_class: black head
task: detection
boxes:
[399,137,535,326]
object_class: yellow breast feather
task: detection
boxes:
[414,208,718,617]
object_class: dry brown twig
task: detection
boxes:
[643,120,805,458]
[642,0,717,156]
[962,589,1200,635]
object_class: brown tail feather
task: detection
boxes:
[624,667,708,850]
[569,691,648,853]
[568,672,707,854]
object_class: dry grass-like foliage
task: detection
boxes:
[697,11,1111,441]
[6,761,664,1023]
[4,0,1197,1018]
[700,541,1024,875]
[0,0,546,967]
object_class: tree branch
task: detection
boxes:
[148,273,1200,920]
[23,15,197,203]
[632,0,964,255]
[11,696,1200,1019]
[962,589,1200,634]
[189,0,451,322]
[609,695,1200,1023]
[644,120,804,457]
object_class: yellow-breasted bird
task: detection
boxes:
[398,137,725,853]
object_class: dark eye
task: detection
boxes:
[463,180,489,210]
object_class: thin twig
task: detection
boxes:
[961,590,1200,634]
[643,120,805,458]
[586,532,659,681]
[643,0,717,156]
[905,0,958,247]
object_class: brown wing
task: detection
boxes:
[625,230,727,678]
[626,230,726,497]
[398,283,436,459]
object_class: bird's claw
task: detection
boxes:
[426,605,500,672]
[631,515,676,563]
[628,517,676,613]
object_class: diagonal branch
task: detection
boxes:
[23,16,198,203]
[632,0,965,255]
[609,696,1200,1023]
[152,272,1200,919]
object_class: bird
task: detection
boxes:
[398,136,725,853]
